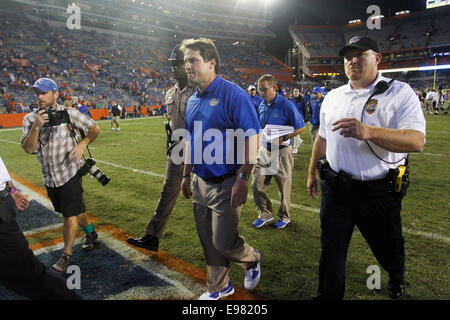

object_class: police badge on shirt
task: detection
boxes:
[365,99,378,115]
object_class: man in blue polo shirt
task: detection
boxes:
[248,84,263,115]
[251,74,305,229]
[179,38,262,300]
[310,86,324,144]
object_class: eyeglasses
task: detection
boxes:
[258,86,273,93]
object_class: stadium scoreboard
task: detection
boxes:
[426,0,450,9]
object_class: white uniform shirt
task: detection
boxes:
[0,156,11,190]
[318,73,426,180]
[431,91,439,102]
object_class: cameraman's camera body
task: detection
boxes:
[43,107,70,127]
[39,107,111,186]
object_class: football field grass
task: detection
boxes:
[0,114,448,300]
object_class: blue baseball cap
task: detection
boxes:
[312,86,323,93]
[33,77,58,93]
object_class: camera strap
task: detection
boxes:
[77,128,94,159]
[66,119,93,160]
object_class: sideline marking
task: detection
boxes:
[31,232,203,300]
[10,172,260,300]
[89,162,450,244]
[1,135,448,157]
[2,137,448,243]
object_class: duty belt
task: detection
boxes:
[321,167,393,194]
[0,186,11,200]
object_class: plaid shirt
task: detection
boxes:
[21,105,97,188]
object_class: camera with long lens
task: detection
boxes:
[43,108,70,127]
[77,158,111,186]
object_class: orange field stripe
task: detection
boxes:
[97,224,260,300]
[10,171,261,300]
[29,236,64,251]
[25,226,63,241]
[9,171,99,223]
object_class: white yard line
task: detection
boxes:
[95,160,450,244]
[2,137,448,244]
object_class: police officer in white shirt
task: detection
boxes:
[307,37,426,300]
[0,156,80,299]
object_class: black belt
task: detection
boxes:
[201,170,237,184]
[0,186,11,200]
[265,144,288,152]
[322,168,394,194]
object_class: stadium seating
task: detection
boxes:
[0,8,288,115]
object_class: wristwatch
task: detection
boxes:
[238,172,249,181]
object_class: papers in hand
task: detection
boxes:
[261,124,294,147]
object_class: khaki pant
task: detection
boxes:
[192,175,260,292]
[111,115,120,128]
[425,100,434,114]
[145,159,183,238]
[252,146,293,222]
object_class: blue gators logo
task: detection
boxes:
[365,99,378,115]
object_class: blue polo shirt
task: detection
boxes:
[185,75,261,178]
[250,94,264,115]
[258,93,305,147]
[310,97,323,126]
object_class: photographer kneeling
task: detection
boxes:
[22,78,100,274]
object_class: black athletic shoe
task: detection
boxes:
[126,234,159,252]
[388,280,405,299]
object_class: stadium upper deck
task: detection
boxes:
[288,4,450,89]
[290,4,450,57]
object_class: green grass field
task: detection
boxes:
[1,114,448,300]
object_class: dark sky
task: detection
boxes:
[265,0,427,60]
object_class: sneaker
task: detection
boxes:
[274,219,290,228]
[252,217,273,228]
[244,250,262,291]
[52,253,71,274]
[198,281,235,300]
[387,279,405,299]
[82,231,98,251]
[116,128,120,131]
[110,128,115,131]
